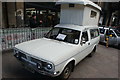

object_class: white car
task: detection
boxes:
[14,24,100,79]
[99,27,120,49]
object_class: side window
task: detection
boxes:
[109,30,114,34]
[90,10,97,18]
[106,30,109,35]
[90,29,99,39]
[109,30,116,37]
[99,28,105,34]
[81,31,89,42]
[106,30,115,36]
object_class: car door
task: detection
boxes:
[75,30,91,64]
[79,31,91,56]
[99,28,105,42]
[108,30,117,46]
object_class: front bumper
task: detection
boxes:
[20,60,57,77]
[14,49,59,77]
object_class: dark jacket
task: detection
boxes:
[29,17,39,28]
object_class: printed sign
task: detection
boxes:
[56,33,66,40]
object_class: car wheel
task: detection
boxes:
[59,63,72,80]
[88,46,96,57]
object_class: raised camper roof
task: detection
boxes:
[56,0,101,26]
[56,0,101,10]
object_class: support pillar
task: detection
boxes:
[0,2,2,79]
[16,2,24,27]
[7,2,16,27]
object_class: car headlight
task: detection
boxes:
[31,57,54,71]
[44,62,54,71]
[15,53,19,58]
[37,62,42,70]
[46,64,52,70]
[14,53,21,60]
[37,61,54,71]
[14,50,19,57]
[16,50,19,54]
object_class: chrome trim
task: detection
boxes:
[21,57,37,65]
[21,61,57,77]
[14,47,55,71]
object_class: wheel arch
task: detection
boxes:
[61,58,76,73]
[92,44,97,51]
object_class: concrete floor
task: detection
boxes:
[70,44,118,78]
[2,44,119,79]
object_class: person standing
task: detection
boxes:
[29,15,39,28]
[29,15,39,39]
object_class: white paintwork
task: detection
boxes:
[14,25,100,76]
[14,0,101,77]
[83,6,100,26]
[15,38,79,65]
[57,0,101,26]
[55,24,98,31]
[56,0,101,10]
[60,4,84,25]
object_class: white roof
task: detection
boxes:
[99,27,115,30]
[55,24,98,31]
[56,0,101,10]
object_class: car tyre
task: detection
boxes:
[88,46,96,57]
[59,63,73,80]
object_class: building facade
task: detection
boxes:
[0,1,120,28]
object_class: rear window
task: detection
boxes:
[90,10,97,18]
[99,28,105,34]
[114,30,120,37]
[90,29,99,39]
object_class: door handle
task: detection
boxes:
[88,43,90,45]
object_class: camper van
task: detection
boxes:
[14,0,101,79]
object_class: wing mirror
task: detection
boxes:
[82,40,86,44]
[80,38,86,45]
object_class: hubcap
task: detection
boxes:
[63,67,71,79]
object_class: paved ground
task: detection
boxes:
[2,44,119,79]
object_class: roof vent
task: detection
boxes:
[69,4,75,7]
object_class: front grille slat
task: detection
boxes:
[31,57,39,63]
[15,51,48,72]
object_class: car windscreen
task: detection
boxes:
[45,27,80,44]
[114,30,120,37]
